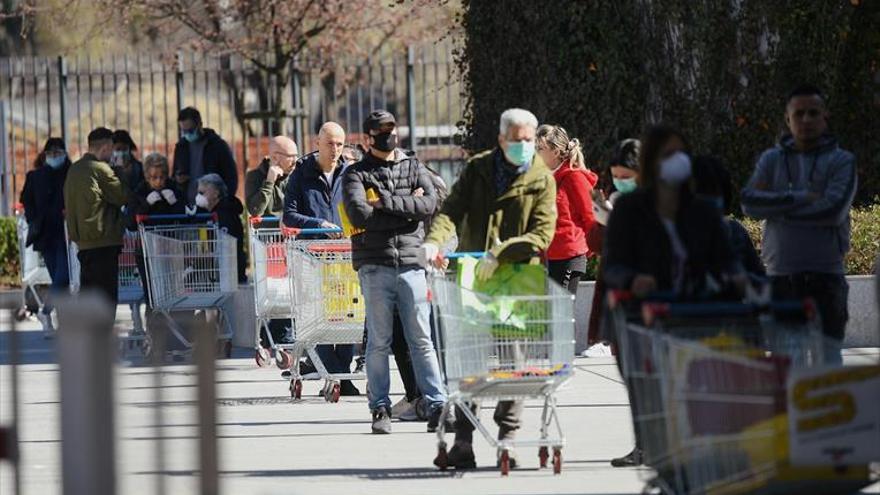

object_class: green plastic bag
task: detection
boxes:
[456,257,549,339]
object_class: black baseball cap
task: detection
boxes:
[362,110,397,134]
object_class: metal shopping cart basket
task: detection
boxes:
[430,264,576,476]
[138,213,237,359]
[285,227,366,403]
[13,203,54,332]
[607,293,876,495]
[66,224,146,348]
[248,216,295,368]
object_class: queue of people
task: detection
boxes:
[18,82,860,471]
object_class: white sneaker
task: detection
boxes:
[398,397,427,422]
[581,342,612,357]
[391,397,412,418]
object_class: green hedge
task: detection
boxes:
[456,0,880,206]
[0,216,20,286]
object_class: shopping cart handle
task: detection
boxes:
[136,212,217,223]
[285,227,344,235]
[249,215,281,225]
[444,252,486,259]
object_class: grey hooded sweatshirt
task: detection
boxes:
[741,134,856,276]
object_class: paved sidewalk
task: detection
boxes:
[1,307,878,495]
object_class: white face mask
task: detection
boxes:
[195,193,210,209]
[658,151,692,186]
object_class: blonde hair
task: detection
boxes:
[143,153,169,175]
[536,124,585,170]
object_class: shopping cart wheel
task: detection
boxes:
[14,307,29,322]
[290,379,303,400]
[552,448,562,475]
[538,446,549,468]
[434,442,449,471]
[275,350,293,370]
[255,348,271,367]
[499,449,510,476]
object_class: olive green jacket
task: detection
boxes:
[245,158,288,217]
[425,149,557,262]
[63,153,128,251]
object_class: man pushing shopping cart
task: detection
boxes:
[421,108,562,472]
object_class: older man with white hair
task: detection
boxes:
[422,108,558,470]
[245,135,299,217]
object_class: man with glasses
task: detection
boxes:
[246,135,299,217]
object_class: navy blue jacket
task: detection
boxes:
[20,161,71,252]
[282,152,347,237]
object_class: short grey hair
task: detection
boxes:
[197,173,228,198]
[499,108,538,136]
[142,152,169,174]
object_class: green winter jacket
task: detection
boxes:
[63,153,128,251]
[245,158,289,218]
[426,149,557,263]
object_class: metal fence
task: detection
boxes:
[0,42,468,215]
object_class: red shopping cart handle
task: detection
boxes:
[307,242,352,253]
[249,215,281,226]
[136,212,217,224]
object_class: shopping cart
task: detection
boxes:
[607,293,875,495]
[66,224,146,351]
[285,227,366,403]
[13,203,53,333]
[430,255,576,476]
[248,216,294,368]
[138,213,238,359]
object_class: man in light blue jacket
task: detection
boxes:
[741,84,857,363]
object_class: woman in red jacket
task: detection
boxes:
[536,125,598,294]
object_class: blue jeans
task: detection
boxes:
[39,239,70,314]
[358,264,446,412]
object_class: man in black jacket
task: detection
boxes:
[172,107,238,203]
[342,110,447,435]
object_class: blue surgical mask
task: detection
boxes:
[503,140,536,168]
[182,129,200,143]
[45,154,66,169]
[613,177,637,194]
[112,150,129,161]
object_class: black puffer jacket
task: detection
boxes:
[342,149,437,270]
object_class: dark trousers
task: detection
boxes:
[392,310,421,402]
[454,401,524,443]
[39,238,70,313]
[78,245,121,319]
[547,254,587,295]
[315,344,355,374]
[770,273,849,340]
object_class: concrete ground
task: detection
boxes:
[1,304,878,495]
